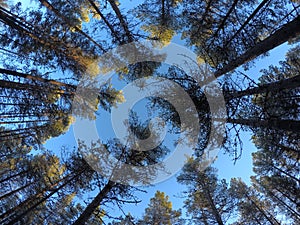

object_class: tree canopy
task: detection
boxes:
[0,0,299,224]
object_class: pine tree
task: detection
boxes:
[137,191,182,225]
[230,178,281,225]
[177,158,235,225]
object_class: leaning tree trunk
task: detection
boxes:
[38,0,105,52]
[224,74,300,100]
[107,0,134,42]
[72,180,116,225]
[226,118,300,133]
[0,68,76,90]
[214,15,300,78]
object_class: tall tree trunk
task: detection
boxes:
[204,188,225,225]
[0,119,50,125]
[198,178,225,225]
[0,6,88,69]
[107,0,134,42]
[208,0,239,42]
[214,15,300,78]
[87,0,120,42]
[255,178,300,218]
[0,182,33,201]
[0,170,29,184]
[224,0,271,47]
[276,144,300,159]
[245,193,280,225]
[161,0,165,22]
[38,0,105,52]
[3,169,86,224]
[268,163,300,183]
[0,79,69,95]
[224,74,300,100]
[72,180,116,225]
[272,185,300,210]
[226,118,300,133]
[0,68,76,90]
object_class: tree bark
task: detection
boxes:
[87,0,120,42]
[107,0,134,42]
[224,74,300,100]
[38,0,105,52]
[72,180,116,225]
[214,15,300,78]
[224,0,271,47]
[0,68,76,90]
[3,169,86,224]
[226,118,300,133]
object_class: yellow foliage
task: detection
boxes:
[70,27,76,32]
[142,25,175,46]
[114,90,125,104]
[62,192,76,205]
[9,158,16,170]
[116,66,129,75]
[173,0,183,5]
[80,6,90,23]
[84,58,100,77]
[47,92,61,103]
[46,156,65,178]
[92,13,101,20]
[197,56,205,65]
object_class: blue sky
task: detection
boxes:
[13,0,292,220]
[43,42,291,220]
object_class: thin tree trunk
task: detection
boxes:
[193,0,214,37]
[0,119,50,125]
[209,0,239,42]
[0,182,33,201]
[273,186,300,210]
[199,178,225,225]
[270,163,300,183]
[38,0,105,52]
[0,126,38,135]
[0,68,76,90]
[0,79,68,95]
[0,6,89,69]
[256,178,300,218]
[245,193,280,225]
[0,170,29,184]
[87,0,120,42]
[161,0,165,22]
[276,144,299,157]
[204,188,225,225]
[107,0,134,42]
[224,0,270,47]
[3,169,86,224]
